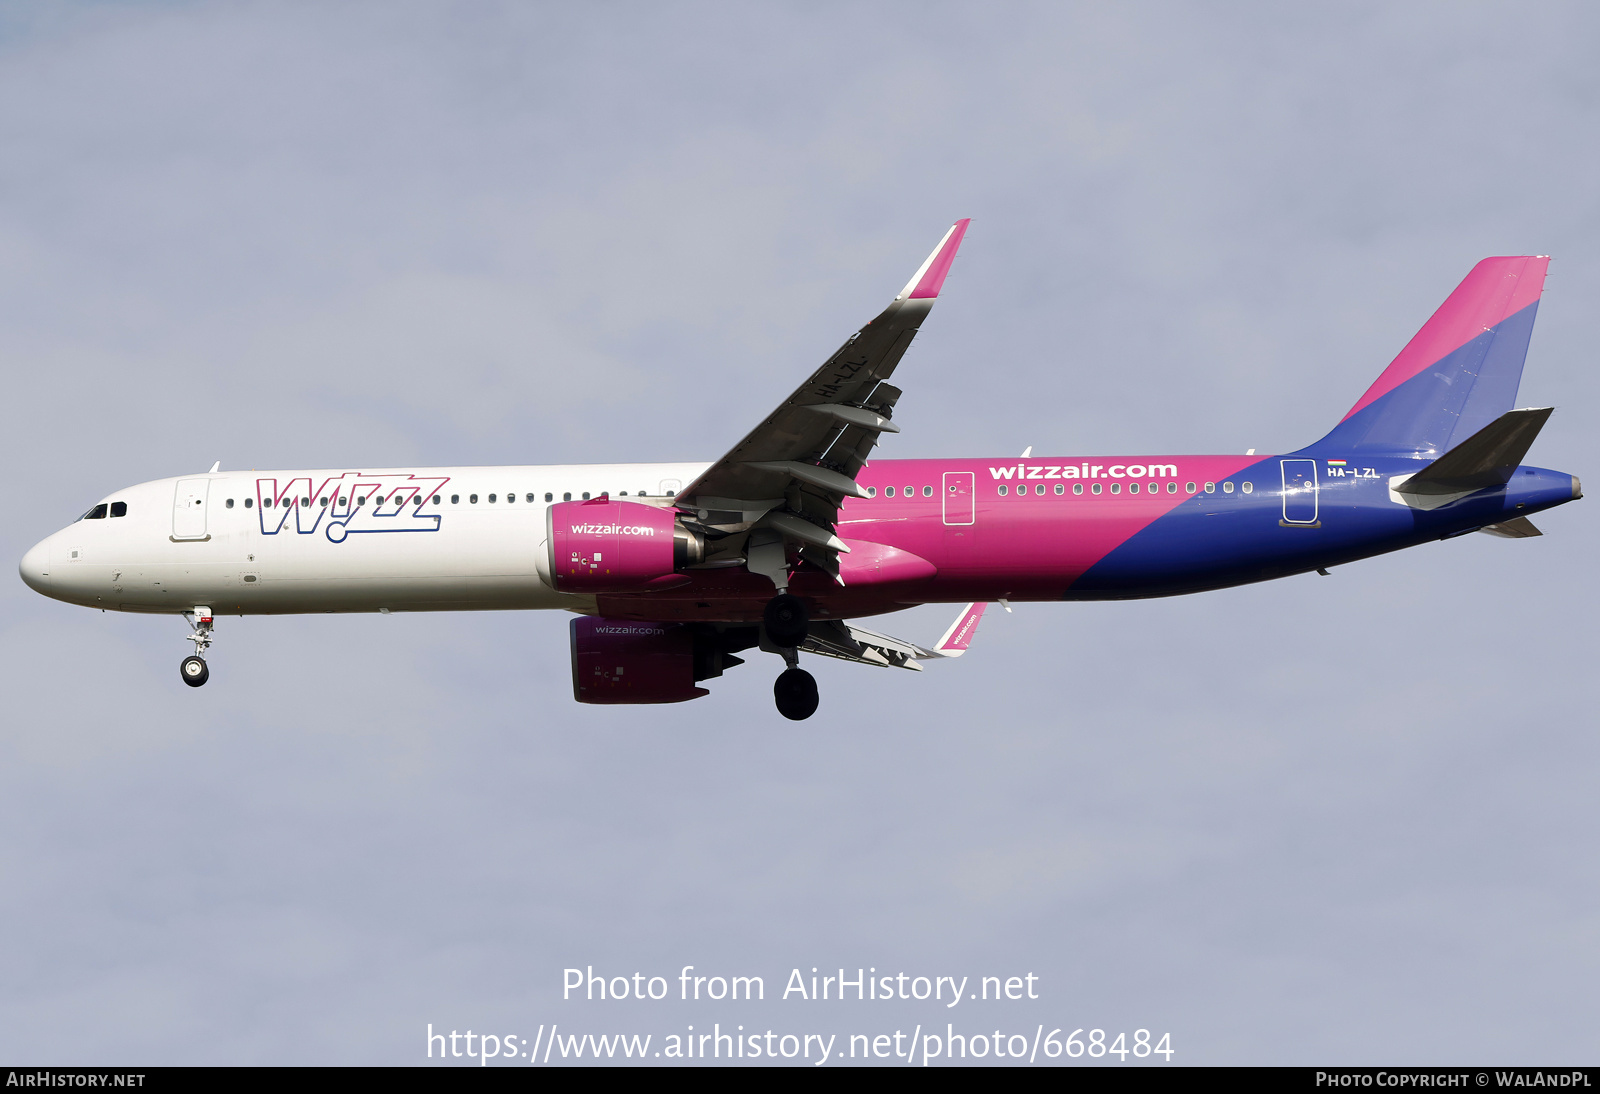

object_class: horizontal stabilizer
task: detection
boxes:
[1478,516,1542,538]
[1395,407,1552,497]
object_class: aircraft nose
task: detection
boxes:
[19,540,52,593]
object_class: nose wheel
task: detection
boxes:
[181,607,215,688]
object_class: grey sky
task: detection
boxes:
[2,0,1597,1065]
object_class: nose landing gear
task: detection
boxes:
[180,607,214,688]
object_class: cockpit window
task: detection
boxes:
[110,501,127,517]
[80,504,108,521]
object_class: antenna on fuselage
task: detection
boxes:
[1019,446,1032,458]
[207,461,221,473]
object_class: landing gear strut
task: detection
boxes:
[181,607,214,688]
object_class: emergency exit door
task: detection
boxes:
[172,479,210,540]
[943,471,975,525]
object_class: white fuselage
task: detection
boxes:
[21,463,710,616]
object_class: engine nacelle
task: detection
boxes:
[570,617,710,705]
[542,498,703,593]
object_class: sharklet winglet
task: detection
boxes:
[928,602,987,658]
[897,219,971,301]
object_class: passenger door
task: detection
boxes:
[1280,459,1319,525]
[942,471,975,525]
[172,479,211,540]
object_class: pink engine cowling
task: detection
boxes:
[545,498,699,593]
[570,617,710,705]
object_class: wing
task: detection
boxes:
[799,603,990,671]
[676,220,971,586]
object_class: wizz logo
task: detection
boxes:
[256,473,452,542]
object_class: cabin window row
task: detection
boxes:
[994,481,1253,496]
[221,489,662,509]
[859,486,936,498]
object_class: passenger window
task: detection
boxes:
[470,494,479,503]
[356,496,365,506]
[865,487,876,497]
[544,493,552,502]
[225,499,234,509]
[1054,483,1064,495]
[1204,482,1215,493]
[903,486,912,497]
[1129,482,1140,494]
[886,486,897,497]
[1034,484,1044,496]
[1242,482,1253,493]
[1168,482,1178,494]
[1073,483,1083,495]
[563,492,571,501]
[1111,482,1121,494]
[1223,482,1235,493]
[581,492,590,500]
[1092,483,1102,495]
[432,495,441,504]
[488,494,497,503]
[1149,482,1158,493]
[618,491,627,497]
[996,485,1006,496]
[111,501,127,516]
[923,485,933,497]
[320,497,329,507]
[1186,482,1196,493]
[527,494,536,503]
[303,497,311,507]
[245,498,253,508]
[451,494,460,504]
[507,493,515,503]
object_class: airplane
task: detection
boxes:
[18,221,1581,720]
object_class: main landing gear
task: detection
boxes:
[180,607,214,688]
[763,594,818,721]
[762,593,809,647]
[774,662,819,721]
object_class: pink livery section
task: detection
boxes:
[593,455,1266,623]
[844,456,1264,591]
